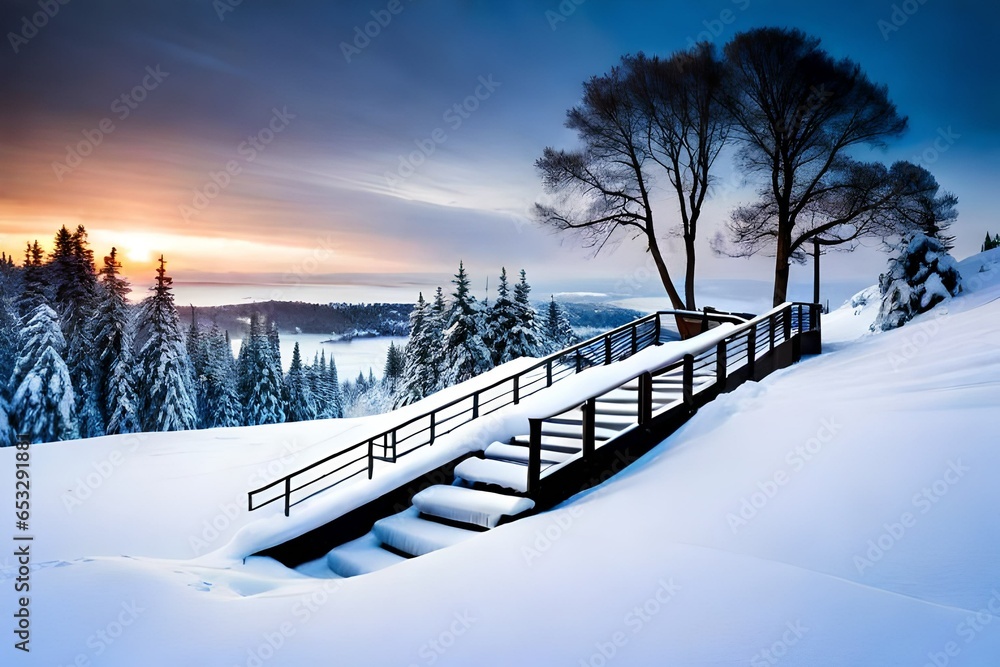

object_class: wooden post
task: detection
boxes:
[546,359,553,387]
[631,325,638,355]
[813,238,821,307]
[513,375,520,405]
[391,430,397,461]
[429,412,435,445]
[682,354,694,409]
[638,372,652,424]
[747,325,757,379]
[284,477,291,517]
[527,419,542,495]
[653,314,661,344]
[604,335,612,365]
[582,398,596,458]
[782,306,792,342]
[472,392,479,419]
[768,316,775,351]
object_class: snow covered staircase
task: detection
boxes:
[324,485,535,577]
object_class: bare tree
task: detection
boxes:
[720,27,912,306]
[627,46,731,309]
[535,62,685,308]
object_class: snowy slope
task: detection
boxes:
[3,250,1000,665]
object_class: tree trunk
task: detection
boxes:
[648,232,685,309]
[684,234,697,310]
[772,233,791,307]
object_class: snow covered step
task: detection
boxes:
[509,434,584,453]
[454,457,528,493]
[598,388,681,404]
[541,422,619,441]
[325,533,407,578]
[412,485,534,529]
[547,413,636,431]
[485,442,575,466]
[372,507,479,557]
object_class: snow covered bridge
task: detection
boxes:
[246,302,822,577]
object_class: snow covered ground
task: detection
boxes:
[3,249,1000,666]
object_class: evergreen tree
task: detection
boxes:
[508,269,545,360]
[327,352,343,418]
[135,256,198,432]
[382,341,405,392]
[238,312,286,425]
[0,298,17,446]
[397,293,437,407]
[10,304,78,443]
[17,242,46,320]
[426,286,447,389]
[50,225,102,437]
[284,342,316,422]
[484,269,518,365]
[983,232,1000,252]
[441,262,492,386]
[203,324,241,428]
[543,296,576,352]
[873,233,963,331]
[94,248,139,435]
[185,306,211,427]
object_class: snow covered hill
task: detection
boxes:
[3,250,1000,666]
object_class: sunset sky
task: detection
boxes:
[2,0,997,304]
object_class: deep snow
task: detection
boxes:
[2,249,1000,666]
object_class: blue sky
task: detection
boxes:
[1,0,996,303]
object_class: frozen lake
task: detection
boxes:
[230,333,408,381]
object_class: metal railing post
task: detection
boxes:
[631,325,638,355]
[653,314,661,343]
[367,440,374,479]
[682,354,695,409]
[782,307,792,342]
[546,360,553,387]
[638,372,652,425]
[604,335,612,365]
[582,398,596,458]
[527,419,542,495]
[747,325,757,379]
[284,477,291,517]
[472,392,479,419]
[429,412,435,445]
[716,340,727,387]
[513,375,520,405]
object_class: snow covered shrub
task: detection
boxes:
[872,233,962,331]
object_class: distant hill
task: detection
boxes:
[182,300,647,339]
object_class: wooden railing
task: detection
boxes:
[248,308,749,515]
[524,302,822,493]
